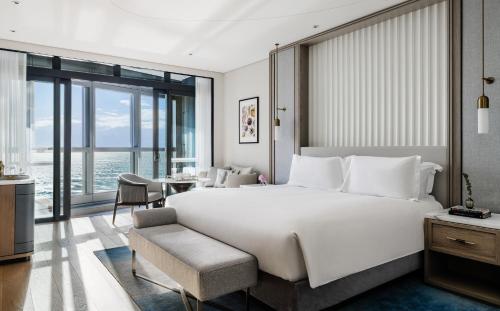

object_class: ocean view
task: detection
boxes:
[31,152,156,199]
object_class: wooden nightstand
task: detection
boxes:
[424,212,500,305]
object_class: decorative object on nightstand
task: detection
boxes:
[425,212,500,306]
[448,173,491,219]
[462,173,474,209]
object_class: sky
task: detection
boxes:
[32,82,160,149]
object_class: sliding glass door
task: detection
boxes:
[69,82,173,207]
[28,77,201,215]
[29,78,71,221]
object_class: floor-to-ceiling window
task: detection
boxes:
[26,55,212,220]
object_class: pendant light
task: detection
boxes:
[477,0,495,134]
[274,43,286,141]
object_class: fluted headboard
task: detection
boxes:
[301,146,449,207]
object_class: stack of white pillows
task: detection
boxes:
[288,154,443,200]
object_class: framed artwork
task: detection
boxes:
[239,97,259,144]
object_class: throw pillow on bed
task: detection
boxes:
[288,154,344,190]
[419,162,443,199]
[342,155,421,200]
[214,169,231,188]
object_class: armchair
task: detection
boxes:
[113,173,165,224]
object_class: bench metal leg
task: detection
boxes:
[196,300,203,311]
[131,249,136,275]
[245,288,250,311]
[180,288,193,311]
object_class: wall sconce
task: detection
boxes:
[273,43,286,141]
[477,0,495,134]
[274,107,286,141]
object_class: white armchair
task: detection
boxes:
[113,173,165,224]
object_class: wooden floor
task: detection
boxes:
[0,209,140,311]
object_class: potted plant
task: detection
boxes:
[462,173,474,209]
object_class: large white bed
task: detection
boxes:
[166,185,442,288]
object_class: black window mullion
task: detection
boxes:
[153,89,160,179]
[53,77,61,219]
[166,93,173,196]
[63,79,72,219]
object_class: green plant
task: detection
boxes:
[462,173,472,197]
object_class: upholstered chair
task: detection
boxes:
[113,173,165,224]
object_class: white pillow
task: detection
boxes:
[288,155,344,190]
[342,156,421,200]
[420,162,443,198]
[214,169,231,188]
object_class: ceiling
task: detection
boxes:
[0,0,405,73]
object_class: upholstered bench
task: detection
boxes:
[129,208,258,311]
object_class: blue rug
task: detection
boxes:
[94,246,497,311]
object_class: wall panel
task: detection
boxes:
[309,1,448,147]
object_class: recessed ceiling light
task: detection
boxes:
[9,29,16,33]
[12,1,21,5]
[188,52,193,56]
[313,25,319,29]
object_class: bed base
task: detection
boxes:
[250,252,422,311]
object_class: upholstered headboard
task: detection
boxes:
[301,146,449,207]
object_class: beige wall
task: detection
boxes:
[0,39,226,168]
[222,59,270,177]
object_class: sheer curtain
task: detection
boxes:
[195,77,212,172]
[0,50,29,174]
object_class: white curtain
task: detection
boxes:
[309,1,448,147]
[0,50,29,173]
[195,77,212,172]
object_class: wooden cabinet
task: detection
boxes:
[425,218,500,306]
[0,183,34,261]
[0,185,15,257]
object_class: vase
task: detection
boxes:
[465,197,474,209]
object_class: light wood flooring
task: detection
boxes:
[0,209,140,311]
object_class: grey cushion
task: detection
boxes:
[129,224,258,301]
[231,165,253,175]
[148,192,163,202]
[133,208,177,229]
[204,167,217,187]
[214,169,231,188]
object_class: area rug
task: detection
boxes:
[95,246,497,311]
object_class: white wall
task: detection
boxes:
[223,59,270,176]
[0,39,226,167]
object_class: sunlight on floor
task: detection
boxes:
[0,209,139,311]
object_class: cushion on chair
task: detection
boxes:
[148,192,163,202]
[230,165,253,175]
[214,169,231,188]
[129,224,258,301]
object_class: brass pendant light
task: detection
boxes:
[477,0,495,134]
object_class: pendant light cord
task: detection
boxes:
[275,43,279,119]
[482,0,485,95]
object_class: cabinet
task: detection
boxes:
[425,217,500,306]
[0,183,35,261]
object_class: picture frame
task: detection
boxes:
[239,97,259,144]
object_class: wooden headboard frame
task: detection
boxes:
[301,146,449,207]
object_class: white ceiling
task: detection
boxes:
[0,0,404,73]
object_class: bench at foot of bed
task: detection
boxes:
[128,208,258,311]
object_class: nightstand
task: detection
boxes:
[424,212,500,305]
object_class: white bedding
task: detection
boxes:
[166,185,442,288]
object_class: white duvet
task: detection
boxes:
[166,185,442,288]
